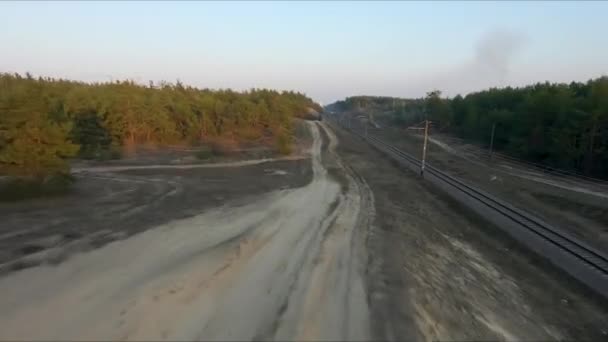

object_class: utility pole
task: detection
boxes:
[489,122,496,161]
[421,119,429,176]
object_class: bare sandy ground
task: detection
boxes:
[330,122,608,341]
[0,157,313,273]
[0,122,372,341]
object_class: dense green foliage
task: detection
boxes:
[328,77,608,179]
[1,72,319,180]
[326,96,426,127]
[327,96,421,115]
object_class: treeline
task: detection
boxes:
[326,95,426,128]
[329,77,608,179]
[0,72,320,179]
[326,95,421,115]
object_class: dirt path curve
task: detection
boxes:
[0,122,372,341]
[72,155,307,173]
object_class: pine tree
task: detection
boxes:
[0,110,79,179]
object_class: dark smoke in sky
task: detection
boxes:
[473,29,527,86]
[408,28,529,97]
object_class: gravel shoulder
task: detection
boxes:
[330,122,608,341]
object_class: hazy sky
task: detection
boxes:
[1,1,607,104]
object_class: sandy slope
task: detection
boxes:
[0,122,371,341]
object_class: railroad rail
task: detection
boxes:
[327,115,608,299]
[412,130,608,188]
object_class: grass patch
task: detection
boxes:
[0,173,75,202]
[79,146,122,161]
[195,148,214,160]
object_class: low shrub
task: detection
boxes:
[195,148,213,160]
[208,138,239,156]
[275,130,293,155]
[79,146,122,161]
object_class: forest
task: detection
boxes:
[329,77,608,179]
[0,72,321,183]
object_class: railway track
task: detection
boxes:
[329,116,608,299]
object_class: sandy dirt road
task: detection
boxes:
[0,122,372,341]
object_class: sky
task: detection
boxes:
[1,1,607,104]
